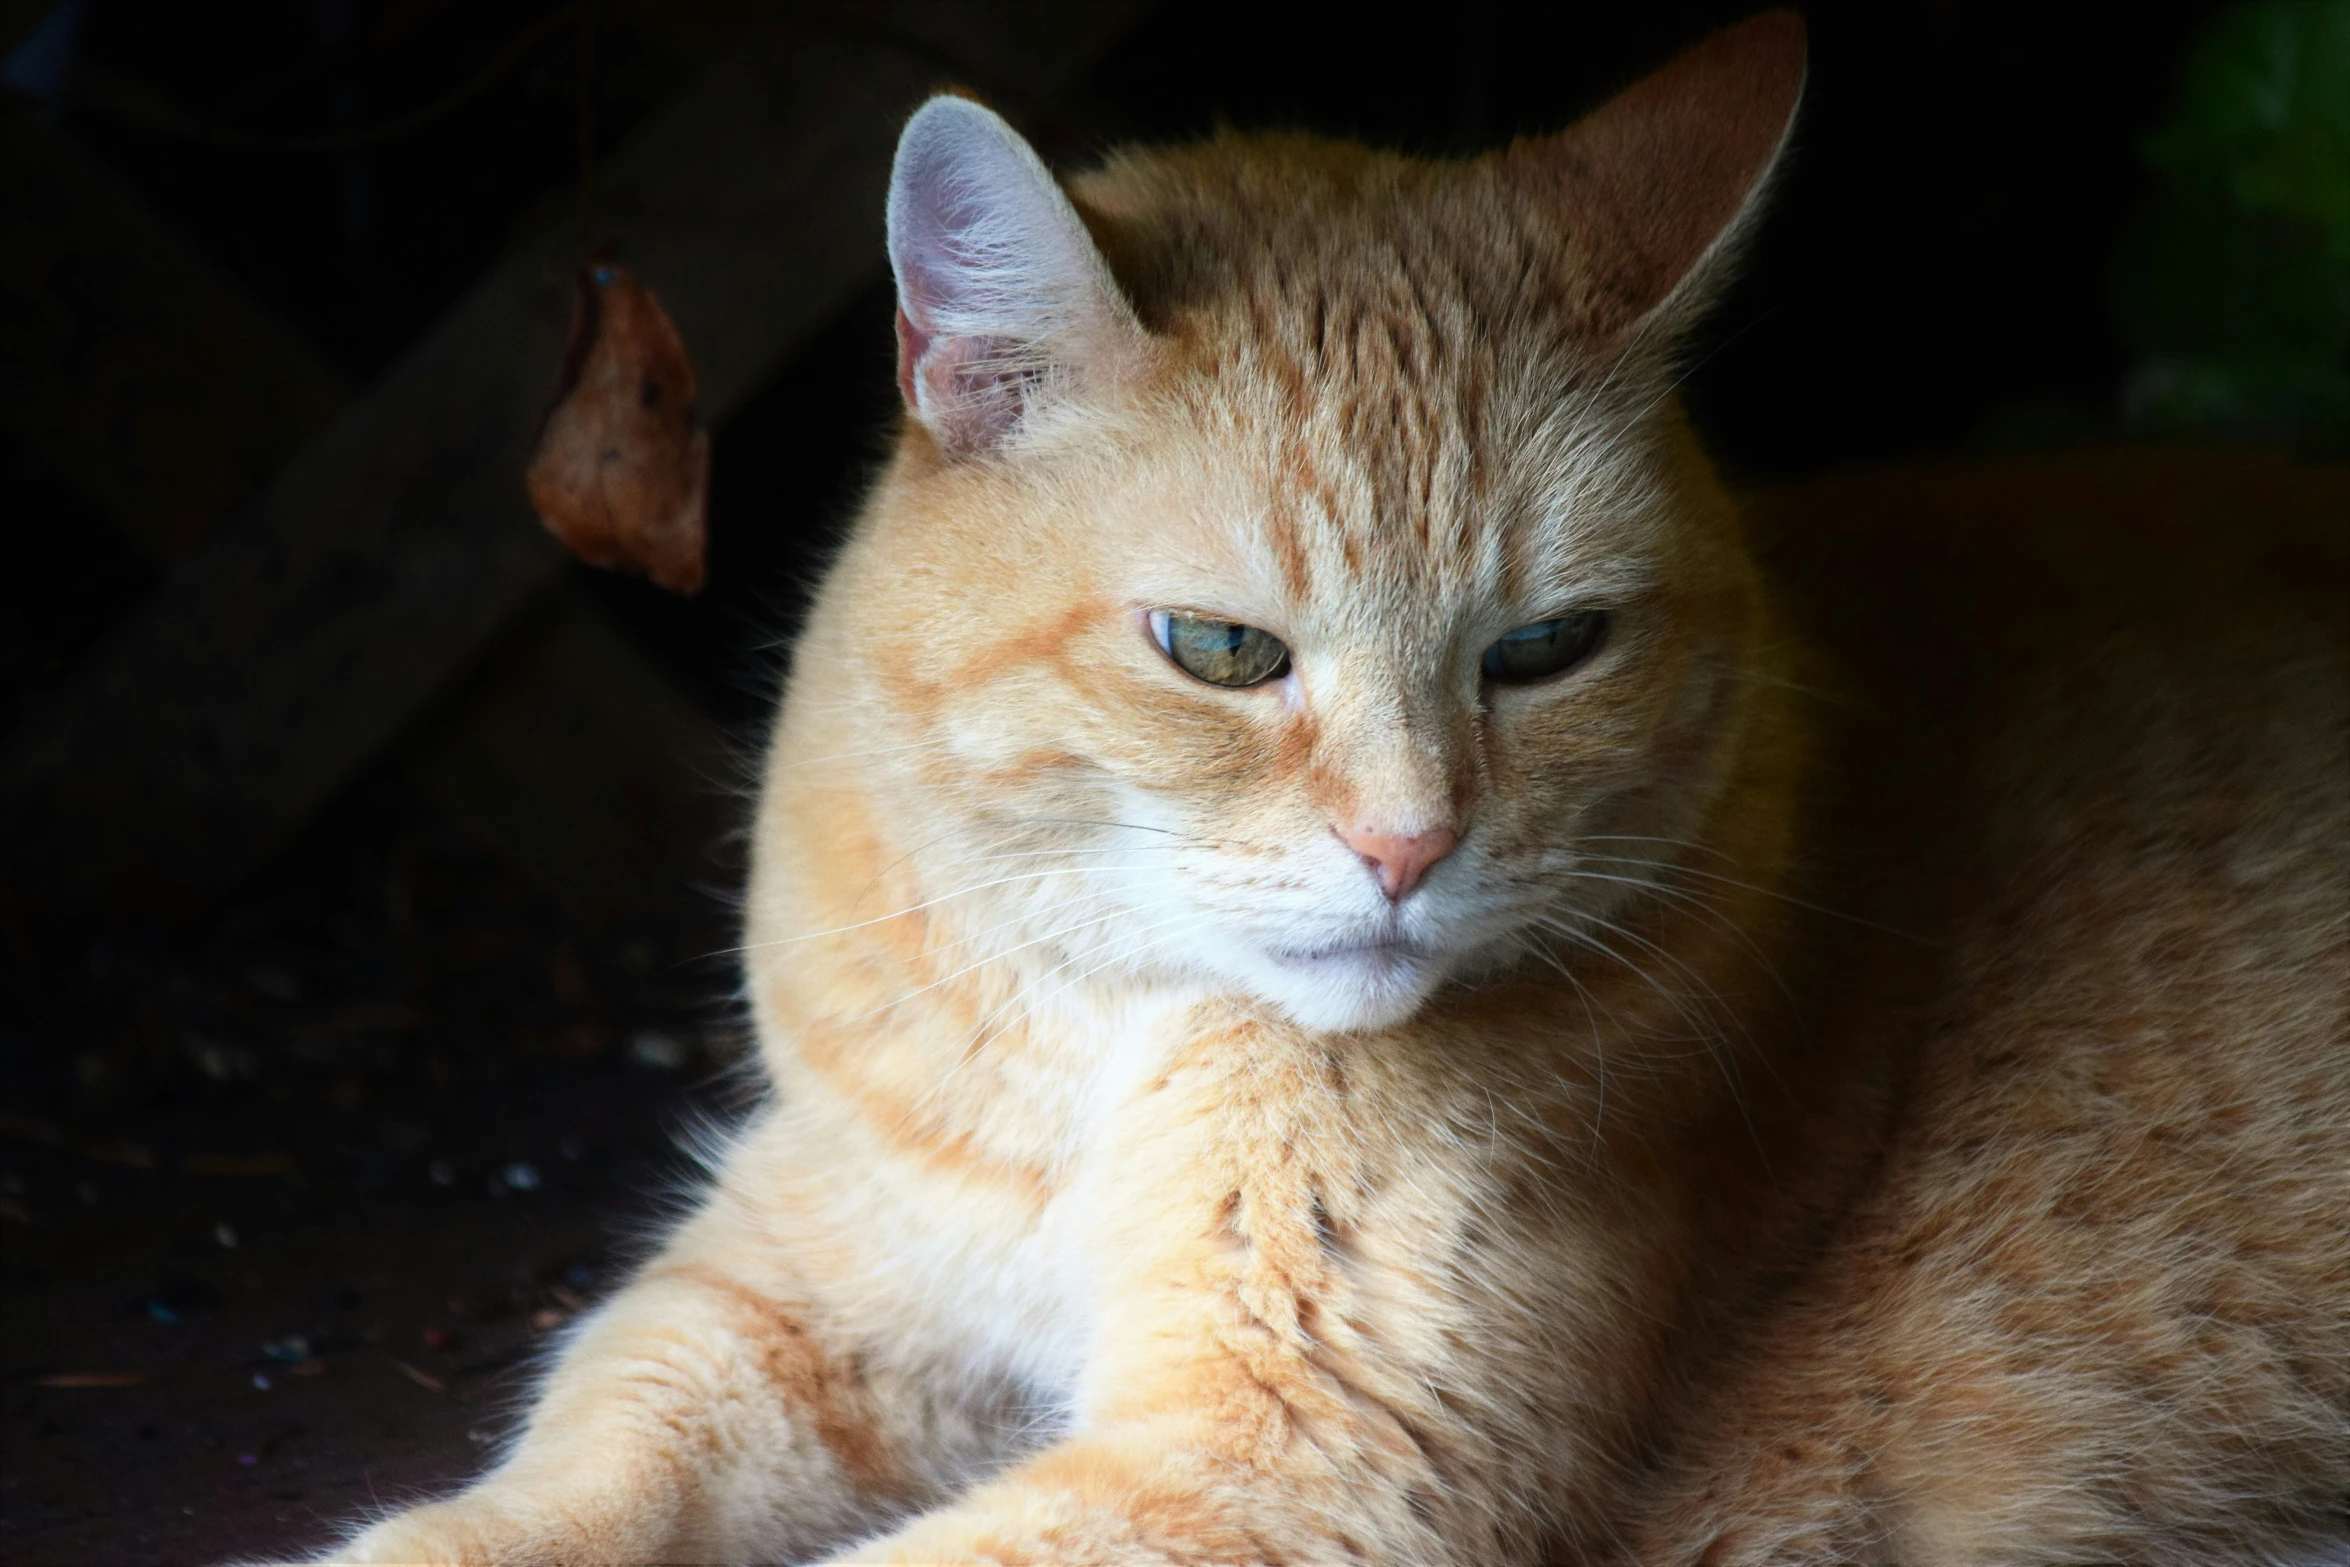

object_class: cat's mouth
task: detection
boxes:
[1266,936,1433,974]
[1246,933,1454,1032]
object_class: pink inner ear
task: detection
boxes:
[1507,11,1807,334]
[894,307,929,414]
[894,260,1028,450]
[907,327,1035,452]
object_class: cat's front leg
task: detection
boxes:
[296,1122,976,1566]
[819,1015,1543,1567]
[816,1416,1415,1567]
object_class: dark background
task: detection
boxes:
[0,1,2301,1560]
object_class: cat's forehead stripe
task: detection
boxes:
[1084,154,1644,619]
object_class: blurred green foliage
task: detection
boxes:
[2114,0,2350,450]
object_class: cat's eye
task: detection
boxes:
[1481,611,1610,684]
[1150,611,1291,688]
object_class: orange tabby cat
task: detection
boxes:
[298,14,2347,1564]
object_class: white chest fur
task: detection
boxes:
[789,982,1199,1407]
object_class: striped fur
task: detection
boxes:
[303,15,2346,1566]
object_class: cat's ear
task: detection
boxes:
[1503,11,1806,339]
[886,95,1145,457]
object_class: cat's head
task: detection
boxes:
[790,15,1805,1034]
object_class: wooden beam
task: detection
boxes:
[0,95,738,933]
[1,0,60,54]
[0,107,350,558]
[0,2,1144,917]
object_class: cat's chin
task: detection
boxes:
[1243,941,1452,1034]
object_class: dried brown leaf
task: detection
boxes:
[525,265,709,595]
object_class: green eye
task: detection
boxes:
[1482,611,1610,684]
[1151,612,1291,688]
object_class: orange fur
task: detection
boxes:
[292,15,2346,1566]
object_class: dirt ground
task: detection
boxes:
[0,770,747,1565]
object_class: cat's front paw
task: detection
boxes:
[307,1495,524,1566]
[297,1486,658,1567]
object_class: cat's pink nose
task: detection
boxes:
[1335,824,1459,902]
